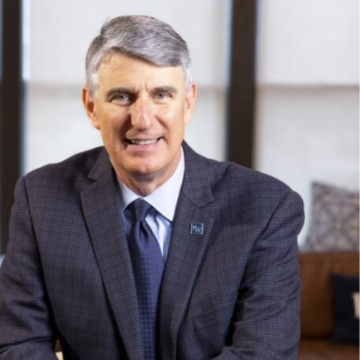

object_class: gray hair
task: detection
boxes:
[85,15,192,97]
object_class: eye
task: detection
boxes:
[154,92,169,100]
[111,93,132,104]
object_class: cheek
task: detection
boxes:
[98,121,123,149]
[98,110,126,133]
[161,106,187,132]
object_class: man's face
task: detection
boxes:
[83,53,196,193]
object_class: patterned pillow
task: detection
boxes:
[305,182,359,251]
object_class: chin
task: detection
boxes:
[127,163,163,179]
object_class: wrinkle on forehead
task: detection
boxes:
[97,53,185,95]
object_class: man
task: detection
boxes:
[0,16,304,360]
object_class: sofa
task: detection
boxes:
[298,251,359,360]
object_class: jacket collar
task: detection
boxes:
[86,141,215,208]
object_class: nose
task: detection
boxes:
[129,98,154,129]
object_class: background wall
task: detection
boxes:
[255,0,359,245]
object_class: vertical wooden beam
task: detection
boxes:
[226,0,257,168]
[0,0,23,253]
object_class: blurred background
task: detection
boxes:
[0,0,358,250]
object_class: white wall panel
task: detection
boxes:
[257,0,359,85]
[24,84,102,171]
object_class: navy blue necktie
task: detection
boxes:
[126,199,164,360]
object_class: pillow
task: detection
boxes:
[331,273,359,343]
[305,182,359,251]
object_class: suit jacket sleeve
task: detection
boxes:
[0,176,58,359]
[211,190,304,360]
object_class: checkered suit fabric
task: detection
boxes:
[0,142,304,360]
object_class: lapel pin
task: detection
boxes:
[190,222,204,235]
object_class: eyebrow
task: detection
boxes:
[153,86,178,95]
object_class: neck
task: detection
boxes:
[120,177,163,197]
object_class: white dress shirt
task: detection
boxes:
[118,149,185,262]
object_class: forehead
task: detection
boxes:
[97,53,185,90]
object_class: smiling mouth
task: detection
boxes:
[126,138,161,145]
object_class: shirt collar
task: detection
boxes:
[118,148,185,221]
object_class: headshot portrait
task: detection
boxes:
[0,1,358,360]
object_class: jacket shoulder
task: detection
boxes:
[23,147,107,190]
[183,142,297,206]
[217,160,291,195]
[26,146,105,177]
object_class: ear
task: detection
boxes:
[82,86,100,129]
[184,82,197,125]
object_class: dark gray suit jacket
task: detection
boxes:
[0,142,304,360]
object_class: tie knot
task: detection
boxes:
[127,198,152,222]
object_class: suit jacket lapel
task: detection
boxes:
[159,143,215,360]
[80,150,144,360]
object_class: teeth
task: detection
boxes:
[130,139,158,145]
